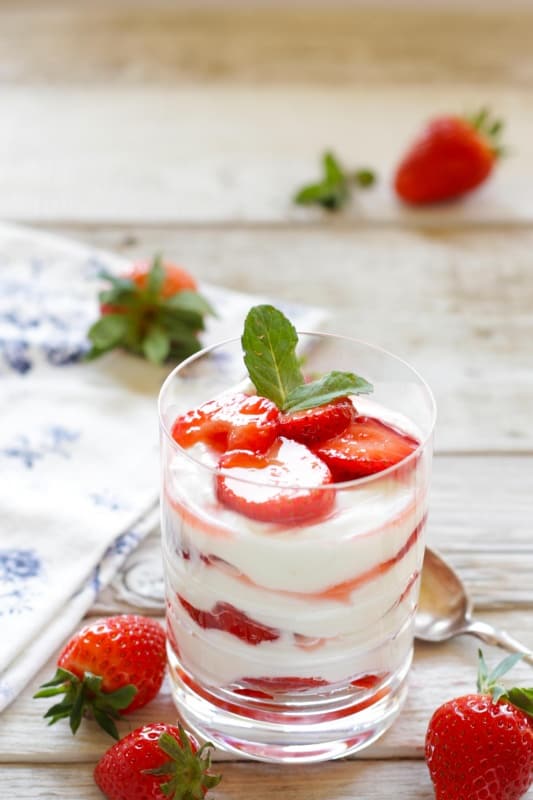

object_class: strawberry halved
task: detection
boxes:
[178,596,279,645]
[216,437,335,524]
[278,397,355,446]
[314,416,419,481]
[172,392,280,453]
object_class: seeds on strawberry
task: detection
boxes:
[216,437,335,523]
[34,615,166,739]
[314,416,419,481]
[278,397,355,445]
[172,392,280,453]
[179,595,280,645]
[94,722,221,800]
[425,651,533,800]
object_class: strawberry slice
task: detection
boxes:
[314,416,419,480]
[178,596,279,645]
[241,676,329,694]
[278,397,355,446]
[216,437,335,524]
[172,392,280,453]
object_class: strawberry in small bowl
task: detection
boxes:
[159,304,436,762]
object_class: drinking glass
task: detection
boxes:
[159,333,436,763]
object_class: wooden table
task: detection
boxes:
[1,2,533,797]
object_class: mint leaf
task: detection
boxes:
[142,325,170,364]
[242,305,304,409]
[285,370,373,412]
[87,314,130,349]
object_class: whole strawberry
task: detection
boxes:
[87,254,215,363]
[94,722,221,800]
[395,108,505,204]
[34,615,166,739]
[426,651,533,800]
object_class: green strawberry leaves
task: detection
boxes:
[476,649,533,717]
[241,305,373,412]
[34,666,137,739]
[294,151,376,212]
[86,255,216,364]
[144,726,221,799]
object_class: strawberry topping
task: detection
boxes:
[278,397,356,445]
[216,437,335,523]
[178,596,279,645]
[314,415,419,480]
[172,392,280,453]
[241,676,329,694]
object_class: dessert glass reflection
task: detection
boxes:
[159,333,436,763]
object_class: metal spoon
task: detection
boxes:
[415,547,533,665]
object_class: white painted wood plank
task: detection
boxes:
[49,224,533,453]
[2,610,532,764]
[0,86,532,224]
[1,4,533,88]
[0,759,440,800]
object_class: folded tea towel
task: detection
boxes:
[0,223,327,711]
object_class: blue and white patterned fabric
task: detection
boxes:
[0,222,327,711]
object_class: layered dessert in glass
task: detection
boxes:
[159,308,435,763]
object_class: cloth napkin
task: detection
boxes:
[0,222,327,712]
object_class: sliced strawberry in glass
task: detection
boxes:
[178,596,280,645]
[172,392,280,453]
[241,676,329,693]
[278,397,356,446]
[314,416,419,481]
[216,437,335,524]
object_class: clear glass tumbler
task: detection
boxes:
[159,333,436,763]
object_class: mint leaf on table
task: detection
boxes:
[242,305,373,412]
[294,151,376,212]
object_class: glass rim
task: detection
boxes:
[158,331,437,491]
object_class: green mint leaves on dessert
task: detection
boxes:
[242,304,373,412]
[86,254,216,365]
[294,151,376,212]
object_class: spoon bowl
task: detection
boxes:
[415,547,533,665]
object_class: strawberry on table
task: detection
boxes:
[94,722,221,800]
[172,392,280,453]
[314,415,419,481]
[216,437,336,524]
[394,108,505,205]
[34,614,166,739]
[426,650,533,800]
[87,254,215,364]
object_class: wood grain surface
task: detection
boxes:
[2,2,533,798]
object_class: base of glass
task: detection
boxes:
[167,650,411,764]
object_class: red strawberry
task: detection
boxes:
[179,595,280,645]
[216,437,335,523]
[89,254,214,363]
[426,651,533,800]
[278,397,355,445]
[94,722,221,800]
[34,615,166,739]
[394,110,504,204]
[172,392,280,454]
[314,416,419,481]
[241,676,329,694]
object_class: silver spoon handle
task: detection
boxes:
[462,619,533,666]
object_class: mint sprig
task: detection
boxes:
[241,305,373,412]
[294,151,376,212]
[86,255,216,364]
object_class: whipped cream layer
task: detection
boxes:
[162,396,430,689]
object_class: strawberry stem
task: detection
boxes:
[143,725,221,800]
[476,649,533,719]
